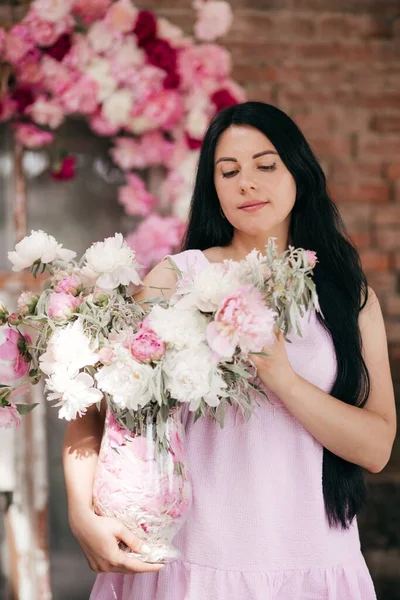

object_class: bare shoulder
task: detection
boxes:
[359,286,382,330]
[134,258,178,302]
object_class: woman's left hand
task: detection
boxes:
[250,329,299,398]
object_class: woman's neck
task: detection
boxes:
[226,227,290,261]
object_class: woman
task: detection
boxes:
[63,102,396,599]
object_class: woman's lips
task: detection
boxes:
[239,201,269,213]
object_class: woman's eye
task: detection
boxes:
[258,163,277,171]
[222,170,238,178]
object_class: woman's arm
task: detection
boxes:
[251,287,397,473]
[62,259,177,574]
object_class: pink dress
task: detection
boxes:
[90,249,376,600]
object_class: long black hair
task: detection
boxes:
[182,101,370,529]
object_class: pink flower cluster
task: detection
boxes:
[129,320,165,363]
[0,328,30,386]
[126,214,186,272]
[206,286,276,361]
[0,0,243,271]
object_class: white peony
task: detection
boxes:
[8,230,76,272]
[45,370,103,420]
[175,262,242,312]
[34,0,74,22]
[163,344,226,411]
[95,345,154,410]
[81,233,142,290]
[87,21,116,53]
[85,59,118,101]
[39,319,99,378]
[147,305,207,350]
[102,89,135,128]
[186,107,209,139]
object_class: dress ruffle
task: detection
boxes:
[90,553,376,600]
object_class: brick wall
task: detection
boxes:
[138,1,400,597]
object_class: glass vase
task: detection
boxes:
[92,405,192,564]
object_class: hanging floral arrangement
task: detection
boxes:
[0,0,245,270]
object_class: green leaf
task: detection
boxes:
[16,403,39,415]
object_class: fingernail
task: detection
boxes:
[141,543,151,554]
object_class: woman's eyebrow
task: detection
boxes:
[215,150,278,165]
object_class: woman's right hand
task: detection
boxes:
[70,509,165,574]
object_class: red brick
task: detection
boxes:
[227,12,315,41]
[385,163,400,180]
[367,272,398,294]
[349,231,372,248]
[330,160,384,182]
[316,14,389,40]
[329,182,390,204]
[370,114,400,134]
[309,137,352,158]
[386,296,400,317]
[393,252,400,270]
[372,205,400,226]
[245,84,275,104]
[231,64,278,84]
[294,41,373,62]
[375,228,400,250]
[386,322,400,344]
[358,135,400,159]
[360,250,390,271]
[339,204,373,229]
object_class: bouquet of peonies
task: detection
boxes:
[159,238,321,424]
[0,229,145,428]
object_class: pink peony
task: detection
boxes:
[17,52,43,86]
[89,111,120,136]
[4,25,34,64]
[0,328,30,386]
[50,156,76,180]
[47,292,83,319]
[17,291,38,316]
[305,250,318,269]
[206,286,276,360]
[0,97,16,122]
[118,173,157,217]
[61,76,99,114]
[41,56,77,96]
[111,131,177,169]
[0,404,21,429]
[29,96,65,129]
[98,346,114,365]
[72,0,112,23]
[137,89,184,131]
[126,214,186,272]
[178,44,231,91]
[105,0,138,33]
[24,10,73,46]
[193,0,233,42]
[107,412,127,448]
[122,64,164,105]
[14,123,54,148]
[54,273,82,295]
[129,320,165,363]
[63,34,94,70]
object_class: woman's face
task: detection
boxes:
[214,125,297,237]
